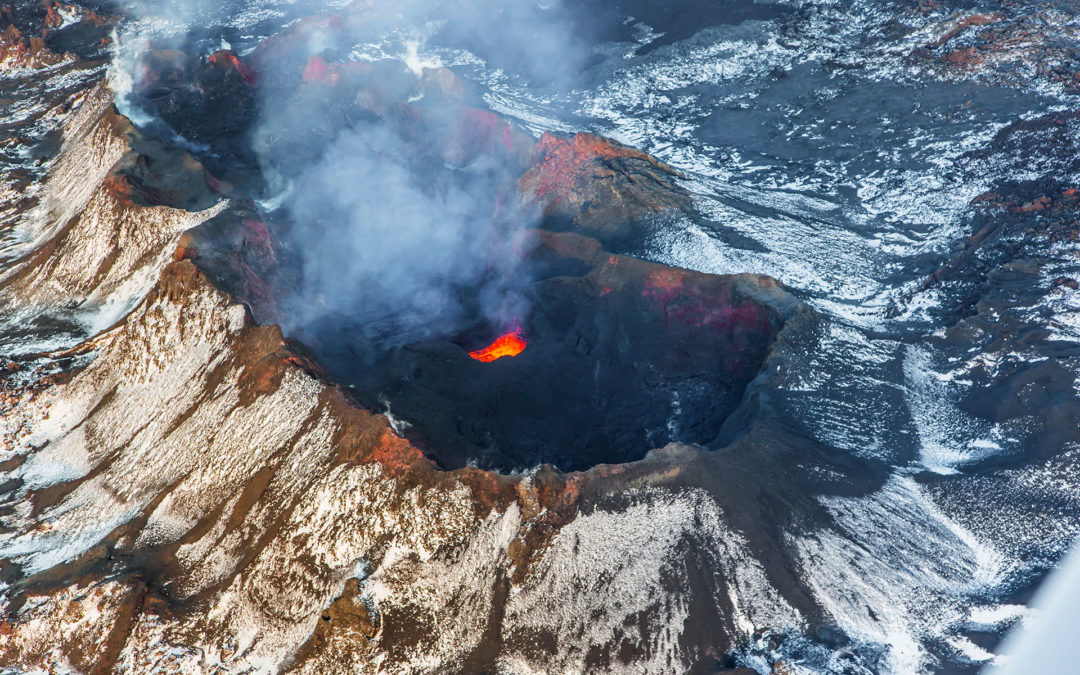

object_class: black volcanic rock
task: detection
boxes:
[350,230,804,471]
[13,2,1080,674]
[136,48,260,181]
[177,202,289,326]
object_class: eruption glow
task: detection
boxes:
[468,329,527,362]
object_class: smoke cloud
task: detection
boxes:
[274,115,531,358]
[111,0,591,360]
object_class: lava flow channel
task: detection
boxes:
[468,330,527,363]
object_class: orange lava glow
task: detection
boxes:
[469,330,527,363]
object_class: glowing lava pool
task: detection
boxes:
[468,329,528,363]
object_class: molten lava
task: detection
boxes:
[469,330,527,363]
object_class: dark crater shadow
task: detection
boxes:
[307,233,792,472]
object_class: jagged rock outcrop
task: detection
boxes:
[0,256,810,674]
[908,5,1080,92]
[0,1,117,71]
[0,83,226,329]
[0,22,65,70]
[517,132,694,244]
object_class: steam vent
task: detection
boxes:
[3,0,1080,673]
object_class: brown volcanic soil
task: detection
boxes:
[0,22,65,70]
[0,1,117,70]
[0,251,829,673]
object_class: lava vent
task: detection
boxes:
[347,231,799,472]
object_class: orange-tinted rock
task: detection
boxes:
[171,234,198,262]
[177,205,286,325]
[926,12,1003,49]
[516,132,693,242]
[942,47,985,68]
[302,54,330,83]
[435,107,535,170]
[918,8,1080,92]
[1015,195,1051,213]
[43,3,63,30]
[39,2,119,35]
[0,23,65,70]
[300,55,373,86]
[249,2,375,77]
[241,219,276,264]
[208,49,258,86]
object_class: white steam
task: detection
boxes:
[110,0,591,354]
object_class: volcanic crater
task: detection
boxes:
[132,32,802,473]
[345,237,795,471]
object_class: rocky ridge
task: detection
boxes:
[0,22,824,675]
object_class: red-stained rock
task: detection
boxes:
[300,55,372,86]
[516,132,693,241]
[241,219,274,255]
[0,23,65,70]
[1015,195,1051,213]
[39,2,118,35]
[362,225,798,471]
[641,266,772,335]
[527,132,667,200]
[942,47,985,68]
[177,205,287,326]
[249,2,375,77]
[171,233,198,262]
[208,49,258,86]
[103,173,189,207]
[917,8,1080,92]
[134,49,186,95]
[302,54,330,83]
[0,13,819,672]
[926,12,1003,49]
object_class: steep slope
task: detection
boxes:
[0,47,822,675]
[0,82,227,335]
[0,231,813,675]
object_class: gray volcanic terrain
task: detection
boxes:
[1,1,1079,674]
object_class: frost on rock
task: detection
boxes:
[0,256,797,673]
[0,56,808,671]
[0,145,804,672]
[0,81,228,341]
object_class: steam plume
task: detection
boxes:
[110,0,591,358]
